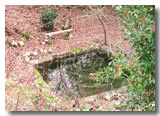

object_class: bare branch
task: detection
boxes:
[89,6,108,46]
[45,28,73,37]
[97,15,107,45]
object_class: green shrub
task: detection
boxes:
[40,8,58,31]
[90,47,129,85]
[90,5,155,111]
[112,5,155,111]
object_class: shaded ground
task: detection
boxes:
[5,5,130,111]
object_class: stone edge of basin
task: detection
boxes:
[82,86,128,102]
[34,44,111,65]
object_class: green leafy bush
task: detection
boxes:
[90,47,130,85]
[113,5,155,111]
[40,8,58,31]
[90,5,155,111]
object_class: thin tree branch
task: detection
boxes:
[97,15,107,45]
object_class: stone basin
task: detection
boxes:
[35,45,125,98]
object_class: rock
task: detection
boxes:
[48,49,52,53]
[23,52,31,57]
[69,33,73,39]
[40,48,49,54]
[11,40,18,46]
[117,94,122,97]
[105,95,111,100]
[25,56,30,62]
[152,104,155,107]
[44,39,49,42]
[121,96,125,99]
[34,60,38,64]
[29,60,38,64]
[41,42,45,45]
[18,41,25,47]
[44,50,47,53]
[32,51,38,56]
[84,96,96,102]
[112,95,119,100]
[40,48,44,53]
[115,101,121,105]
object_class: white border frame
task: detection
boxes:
[1,0,160,115]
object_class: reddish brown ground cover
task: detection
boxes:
[5,5,130,111]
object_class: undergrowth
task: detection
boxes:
[5,72,59,111]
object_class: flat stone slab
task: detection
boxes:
[34,44,111,65]
[82,86,128,102]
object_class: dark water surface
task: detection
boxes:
[37,50,123,98]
